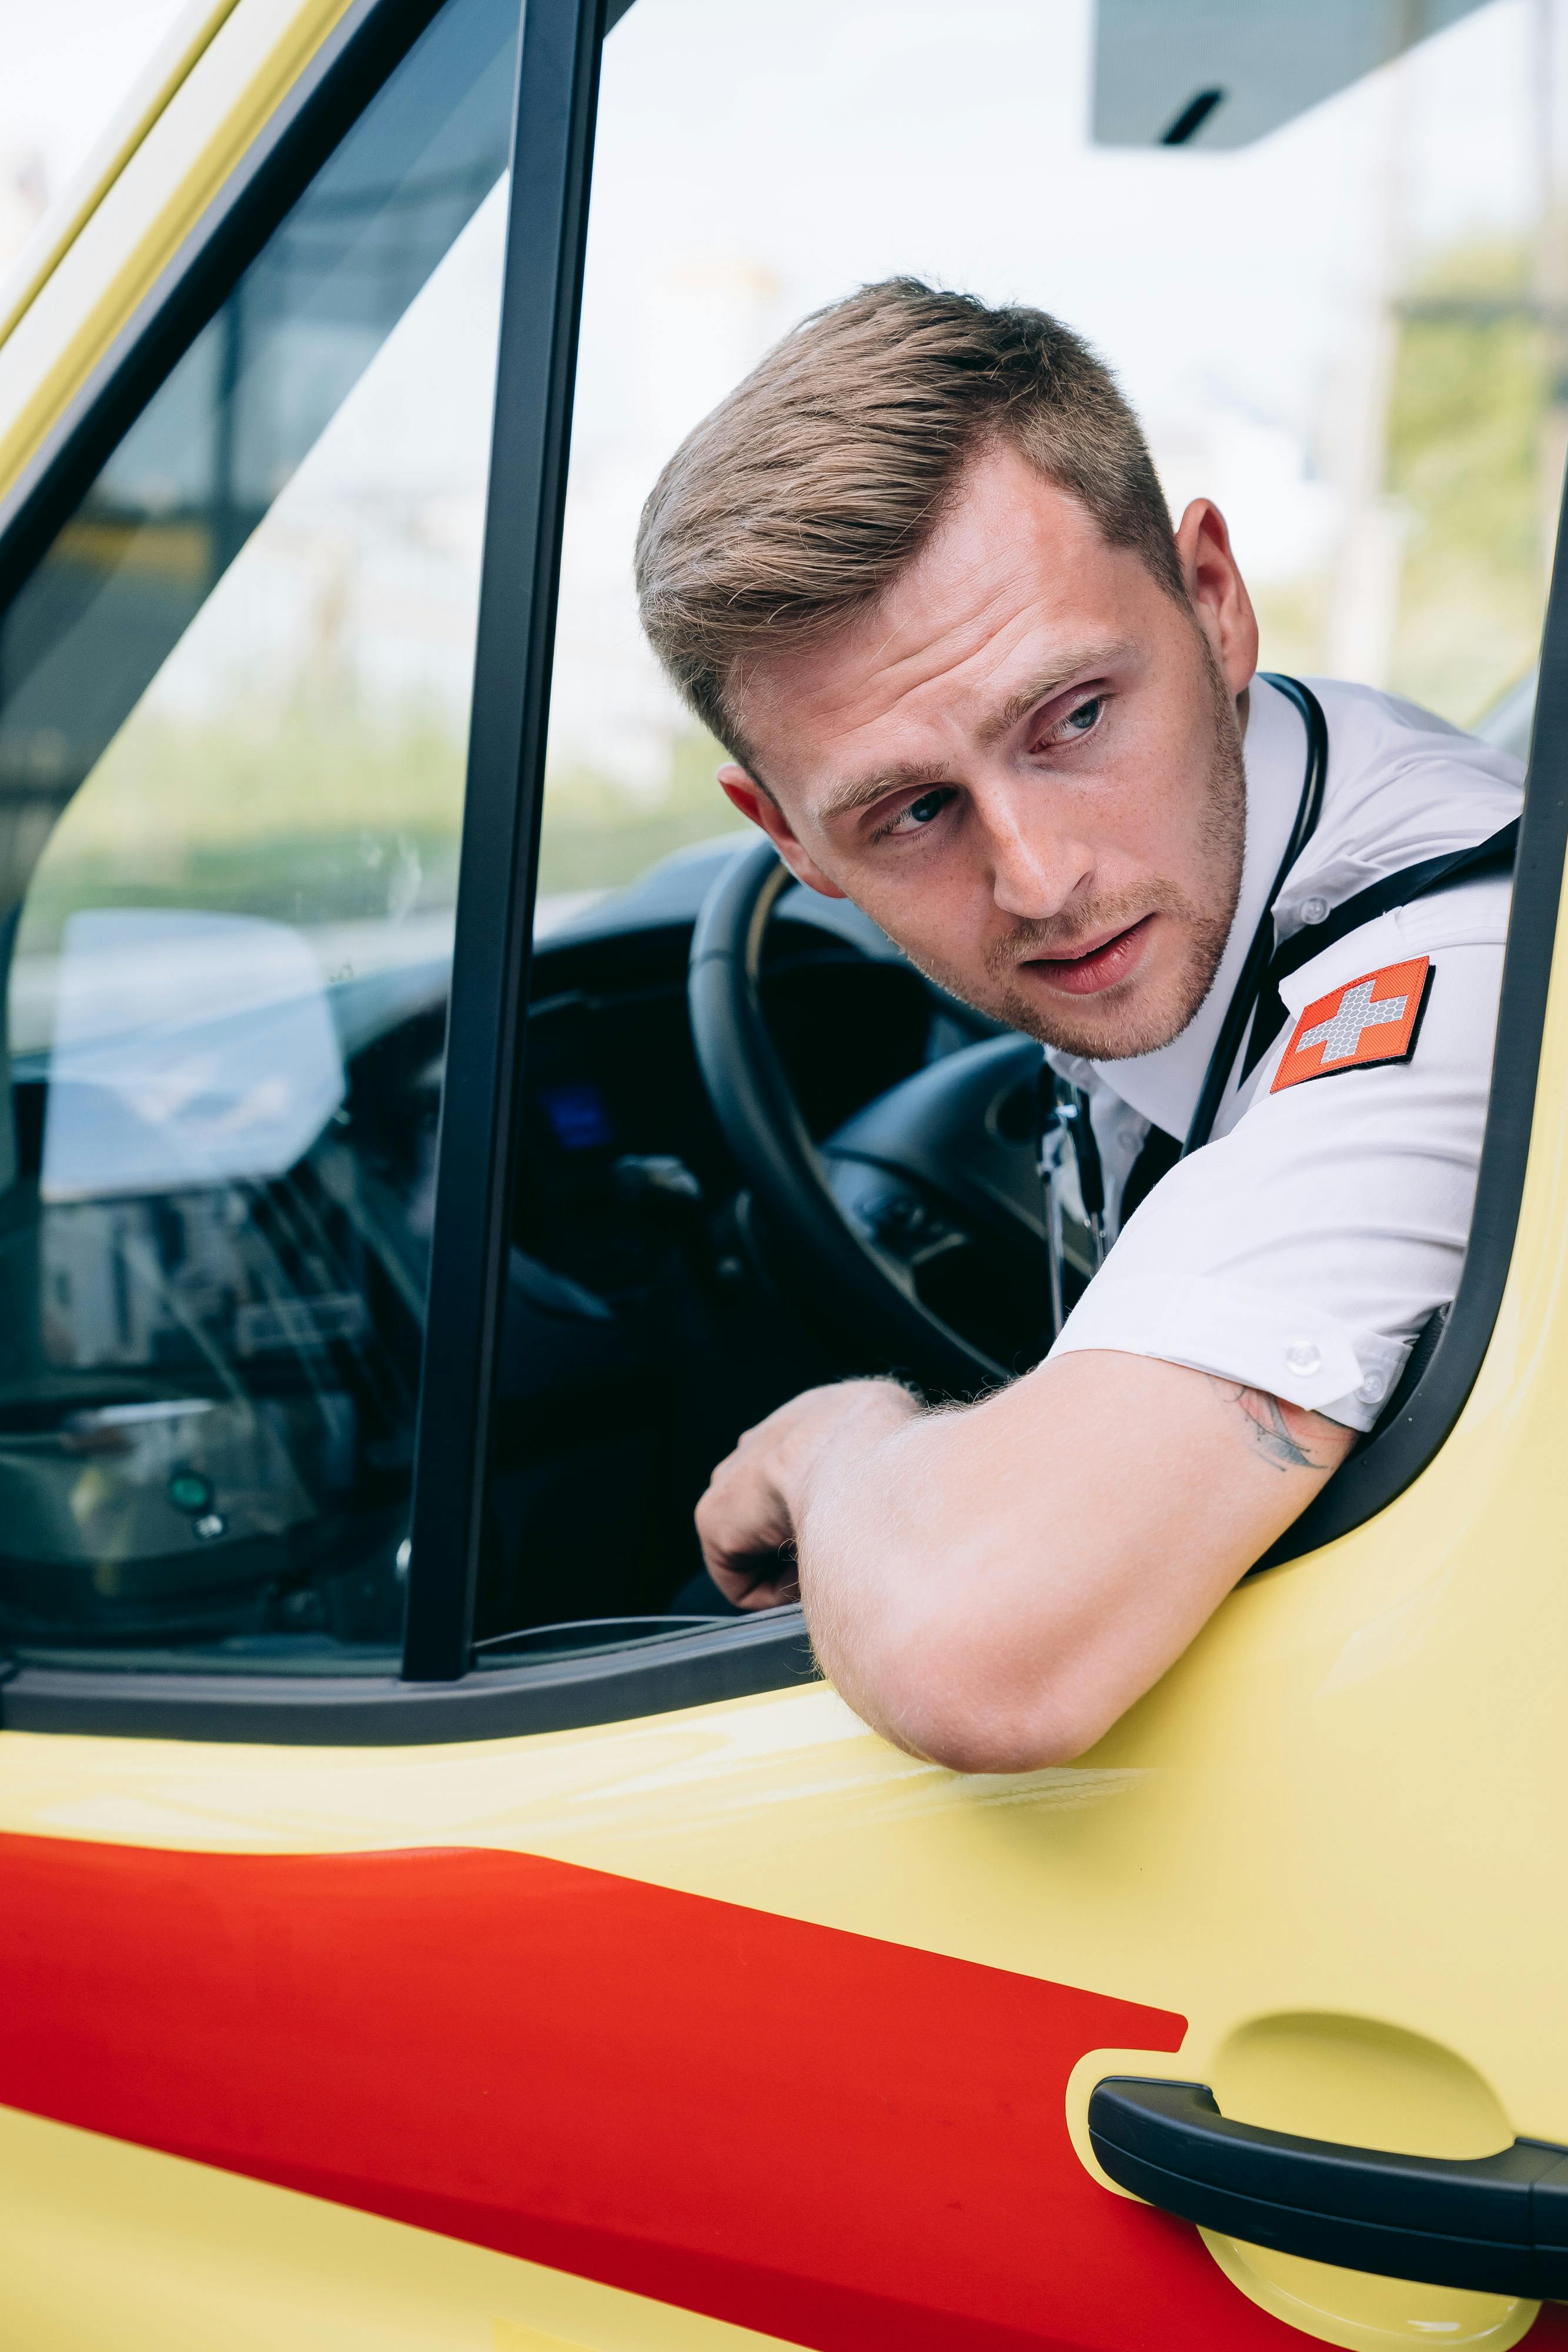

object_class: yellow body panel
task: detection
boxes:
[0,2107,808,2352]
[0,0,356,504]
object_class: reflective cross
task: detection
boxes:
[1298,977,1410,1064]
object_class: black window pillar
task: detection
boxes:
[402,0,606,1679]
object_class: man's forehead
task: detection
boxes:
[744,611,1135,819]
[798,639,1132,822]
[734,453,1151,802]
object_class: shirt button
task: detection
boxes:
[1300,896,1329,925]
[1357,1370,1388,1404]
[1285,1339,1322,1376]
[1119,1125,1142,1151]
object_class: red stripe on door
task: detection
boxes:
[0,1833,1550,2351]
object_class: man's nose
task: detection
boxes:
[981,797,1092,921]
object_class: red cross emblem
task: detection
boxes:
[1271,955,1433,1093]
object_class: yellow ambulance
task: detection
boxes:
[0,1,1563,2346]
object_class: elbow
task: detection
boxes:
[851,1612,1119,1775]
[897,1697,1109,1775]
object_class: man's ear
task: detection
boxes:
[1172,499,1259,701]
[717,764,847,899]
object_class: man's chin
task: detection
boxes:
[1005,993,1196,1061]
[956,962,1212,1060]
[901,931,1223,1061]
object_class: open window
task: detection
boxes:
[454,0,1568,1680]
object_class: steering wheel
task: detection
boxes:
[688,836,1052,1395]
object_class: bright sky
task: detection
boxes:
[0,0,1543,319]
[582,0,1541,473]
[0,0,190,230]
[556,0,1556,775]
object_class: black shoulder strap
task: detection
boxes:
[1121,1120,1181,1222]
[1238,818,1519,1081]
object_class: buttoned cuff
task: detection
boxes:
[1048,1272,1411,1432]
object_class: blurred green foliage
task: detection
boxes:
[1386,238,1549,723]
[11,679,743,953]
[14,697,467,956]
[1256,235,1550,726]
[536,722,744,897]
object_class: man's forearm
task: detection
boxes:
[787,1379,1043,1763]
[784,1381,928,1633]
[779,1357,1350,1772]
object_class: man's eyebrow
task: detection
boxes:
[813,640,1134,825]
[977,641,1131,746]
[815,761,952,825]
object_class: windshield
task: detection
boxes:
[0,0,517,1668]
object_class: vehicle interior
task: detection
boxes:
[0,0,1554,1687]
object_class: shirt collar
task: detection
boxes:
[1083,673,1306,1140]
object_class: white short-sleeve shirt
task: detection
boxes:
[1045,674,1522,1431]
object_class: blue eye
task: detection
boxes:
[1065,697,1102,733]
[907,789,950,824]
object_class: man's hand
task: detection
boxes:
[697,1380,918,1609]
[697,1352,1353,1772]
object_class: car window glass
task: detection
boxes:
[0,0,519,1672]
[479,0,1554,1660]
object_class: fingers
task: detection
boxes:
[708,1553,801,1612]
[696,1438,795,1594]
[695,1382,905,1609]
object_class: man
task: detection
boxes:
[634,279,1522,1773]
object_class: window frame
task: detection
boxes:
[0,0,450,600]
[1263,582,1568,1565]
[0,1608,817,1742]
[0,0,818,1740]
[0,0,1562,1739]
[397,0,606,1682]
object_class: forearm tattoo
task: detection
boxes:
[1208,1378,1332,1475]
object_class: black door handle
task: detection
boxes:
[1089,2076,1568,2298]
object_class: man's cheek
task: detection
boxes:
[897,916,989,995]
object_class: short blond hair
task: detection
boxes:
[635,278,1182,759]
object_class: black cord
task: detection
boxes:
[1035,1054,1065,1340]
[1181,673,1328,1158]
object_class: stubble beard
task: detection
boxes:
[905,663,1248,1061]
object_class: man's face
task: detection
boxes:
[721,444,1258,1059]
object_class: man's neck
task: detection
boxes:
[1064,671,1302,1139]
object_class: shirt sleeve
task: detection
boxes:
[1047,890,1506,1429]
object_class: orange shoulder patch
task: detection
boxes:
[1271,955,1433,1094]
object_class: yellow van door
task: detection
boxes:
[5,1394,1568,2352]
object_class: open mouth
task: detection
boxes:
[1022,913,1155,997]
